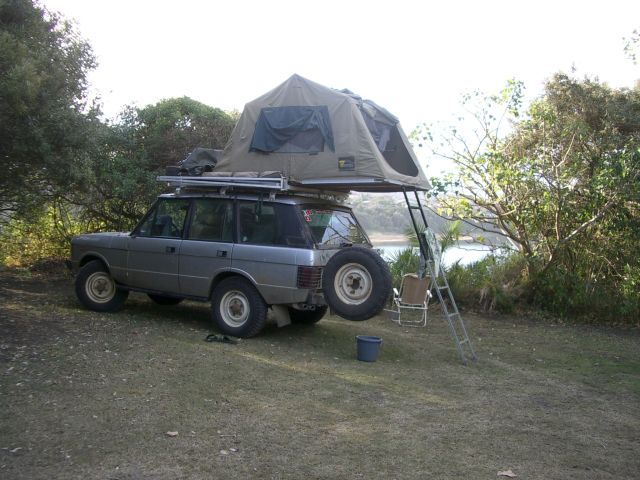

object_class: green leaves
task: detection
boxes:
[419,74,640,322]
[0,0,97,218]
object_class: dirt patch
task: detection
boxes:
[1,268,639,479]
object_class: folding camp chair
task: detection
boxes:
[385,273,433,327]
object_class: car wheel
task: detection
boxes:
[148,294,184,305]
[322,247,392,321]
[211,277,267,338]
[75,260,129,312]
[288,305,328,324]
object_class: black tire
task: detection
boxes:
[211,277,267,338]
[75,260,129,312]
[147,294,184,305]
[288,305,328,324]
[322,246,392,321]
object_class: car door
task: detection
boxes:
[127,198,189,293]
[232,201,307,304]
[178,198,234,298]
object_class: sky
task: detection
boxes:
[43,0,639,173]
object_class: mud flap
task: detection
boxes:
[271,305,292,327]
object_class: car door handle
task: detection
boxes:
[216,250,228,258]
[166,246,176,253]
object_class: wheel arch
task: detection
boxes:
[208,270,263,302]
[79,253,110,272]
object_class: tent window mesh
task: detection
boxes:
[250,106,335,154]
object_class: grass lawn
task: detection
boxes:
[1,267,639,479]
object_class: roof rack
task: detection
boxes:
[157,175,289,191]
[156,175,350,201]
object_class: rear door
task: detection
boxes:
[231,201,310,304]
[127,198,189,293]
[179,198,234,298]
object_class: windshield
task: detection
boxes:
[300,207,369,248]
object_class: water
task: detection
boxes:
[375,242,492,267]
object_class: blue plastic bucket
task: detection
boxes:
[356,335,383,362]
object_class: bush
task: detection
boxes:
[385,241,639,323]
[531,264,640,325]
[0,203,91,267]
[446,253,529,313]
[444,251,639,324]
[386,247,421,288]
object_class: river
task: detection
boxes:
[374,242,493,267]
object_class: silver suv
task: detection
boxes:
[70,191,392,337]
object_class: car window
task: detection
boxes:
[187,199,233,242]
[301,207,369,248]
[238,202,308,247]
[136,199,189,238]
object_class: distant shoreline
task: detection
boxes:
[369,233,476,244]
[368,233,408,244]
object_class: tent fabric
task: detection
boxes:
[214,74,430,192]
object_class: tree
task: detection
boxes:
[63,98,238,231]
[624,28,639,64]
[128,97,237,170]
[506,76,639,273]
[417,74,640,320]
[0,0,98,220]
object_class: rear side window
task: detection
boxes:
[135,199,189,238]
[301,207,369,248]
[238,202,309,247]
[188,199,233,242]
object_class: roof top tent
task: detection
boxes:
[211,74,430,193]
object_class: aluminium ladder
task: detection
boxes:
[402,188,478,365]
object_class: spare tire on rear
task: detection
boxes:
[322,246,392,321]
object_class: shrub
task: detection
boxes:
[531,263,640,325]
[446,252,529,313]
[0,204,91,267]
[386,246,421,288]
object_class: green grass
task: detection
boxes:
[1,269,639,479]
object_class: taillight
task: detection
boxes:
[297,266,323,289]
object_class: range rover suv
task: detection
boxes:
[69,191,392,337]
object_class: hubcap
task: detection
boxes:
[334,263,373,305]
[86,272,116,304]
[220,290,250,327]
